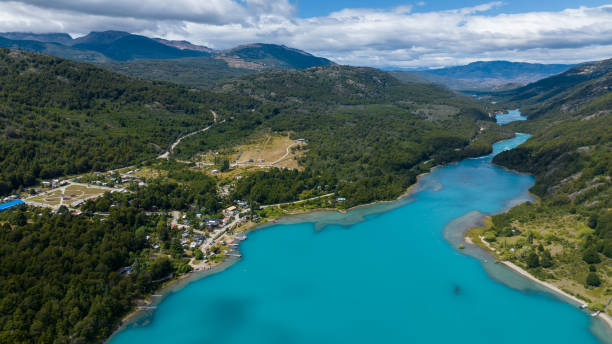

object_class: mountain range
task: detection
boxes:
[0,31,334,68]
[0,31,576,91]
[392,61,574,90]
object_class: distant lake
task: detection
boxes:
[496,108,527,125]
[109,127,610,343]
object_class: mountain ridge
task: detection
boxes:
[392,60,574,91]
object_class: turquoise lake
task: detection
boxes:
[110,127,611,343]
[496,108,527,125]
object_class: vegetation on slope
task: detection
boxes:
[98,57,253,89]
[480,60,612,308]
[0,48,259,195]
[0,48,515,343]
[0,169,220,343]
[491,58,612,118]
[176,66,509,207]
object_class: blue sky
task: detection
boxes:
[1,0,612,67]
[296,0,612,17]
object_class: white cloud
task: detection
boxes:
[1,0,294,25]
[0,1,611,67]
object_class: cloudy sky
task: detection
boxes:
[0,0,611,68]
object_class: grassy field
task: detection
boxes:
[232,133,305,167]
[192,132,306,172]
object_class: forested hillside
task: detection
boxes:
[0,167,221,342]
[492,58,612,118]
[0,31,336,89]
[99,44,335,88]
[176,65,510,207]
[0,48,256,195]
[99,57,253,89]
[479,59,612,307]
[0,46,517,343]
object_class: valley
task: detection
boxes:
[0,18,609,344]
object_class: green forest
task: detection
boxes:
[175,66,509,207]
[483,60,612,303]
[0,48,259,195]
[0,46,577,343]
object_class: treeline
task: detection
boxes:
[0,205,174,343]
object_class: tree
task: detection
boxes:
[540,250,553,268]
[170,239,183,259]
[583,250,601,264]
[586,272,601,287]
[150,257,173,280]
[526,252,540,268]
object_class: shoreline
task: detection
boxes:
[109,167,438,339]
[112,132,598,341]
[471,233,612,336]
[108,136,515,340]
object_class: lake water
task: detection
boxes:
[496,108,527,125]
[109,118,611,343]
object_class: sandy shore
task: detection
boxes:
[474,235,612,334]
[501,260,612,331]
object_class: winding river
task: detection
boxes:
[109,111,611,343]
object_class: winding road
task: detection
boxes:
[158,110,219,159]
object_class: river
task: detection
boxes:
[109,113,611,343]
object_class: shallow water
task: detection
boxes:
[110,131,610,343]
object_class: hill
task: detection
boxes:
[0,49,515,343]
[0,31,336,87]
[98,57,253,88]
[0,32,74,45]
[174,65,510,206]
[476,58,612,309]
[491,58,612,118]
[153,38,215,53]
[0,31,211,62]
[218,43,334,70]
[98,43,335,88]
[70,31,209,61]
[0,36,110,62]
[392,61,573,91]
[0,48,255,194]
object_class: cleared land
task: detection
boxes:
[232,134,305,169]
[27,183,118,208]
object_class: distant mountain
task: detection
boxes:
[0,32,73,45]
[0,30,209,61]
[153,38,215,53]
[0,36,109,62]
[99,43,335,88]
[391,61,574,90]
[0,31,335,86]
[218,43,334,70]
[70,31,209,61]
[493,58,612,118]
